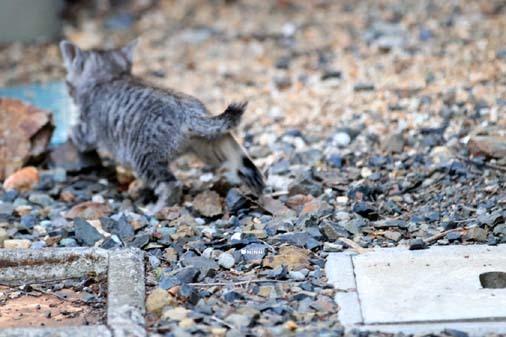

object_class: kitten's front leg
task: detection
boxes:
[70,122,97,152]
[148,180,183,215]
[134,152,182,215]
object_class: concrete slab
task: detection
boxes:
[0,248,145,337]
[326,244,506,336]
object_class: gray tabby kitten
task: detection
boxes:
[59,39,265,214]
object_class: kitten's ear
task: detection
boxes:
[59,40,83,68]
[120,38,139,64]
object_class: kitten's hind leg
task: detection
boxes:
[190,134,265,196]
[134,154,182,215]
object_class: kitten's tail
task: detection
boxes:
[188,102,247,139]
[191,134,265,196]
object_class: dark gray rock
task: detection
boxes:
[372,219,408,229]
[74,217,104,246]
[446,232,462,241]
[478,212,504,226]
[267,265,288,280]
[326,153,344,168]
[293,149,323,166]
[443,329,469,337]
[59,237,78,247]
[272,232,312,248]
[487,235,498,246]
[28,192,54,207]
[274,76,292,90]
[275,56,291,69]
[376,35,405,51]
[20,214,37,229]
[319,221,348,241]
[2,190,18,202]
[306,226,323,239]
[384,133,405,154]
[321,70,342,81]
[174,267,200,284]
[101,236,122,249]
[409,238,427,250]
[159,276,180,290]
[148,255,161,269]
[344,218,367,235]
[352,201,379,220]
[179,284,200,305]
[496,48,506,60]
[288,171,323,197]
[222,290,244,302]
[225,188,249,213]
[493,224,506,236]
[241,243,268,263]
[419,27,433,41]
[181,256,219,278]
[100,216,135,242]
[126,233,150,249]
[448,161,468,176]
[425,211,440,222]
[306,237,321,250]
[353,82,375,91]
[0,202,14,216]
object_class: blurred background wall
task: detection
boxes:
[0,0,63,43]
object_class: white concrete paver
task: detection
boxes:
[326,244,506,335]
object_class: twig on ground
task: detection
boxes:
[268,191,289,197]
[210,315,240,331]
[188,279,302,287]
[29,286,78,303]
[460,204,478,212]
[339,237,366,254]
[457,155,506,173]
[0,276,82,287]
[452,218,477,223]
[423,227,466,243]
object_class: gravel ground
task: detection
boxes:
[0,1,505,336]
[0,277,106,328]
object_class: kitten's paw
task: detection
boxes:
[144,181,183,216]
[156,181,183,206]
[144,203,162,216]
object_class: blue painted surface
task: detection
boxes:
[0,81,76,145]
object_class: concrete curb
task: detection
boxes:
[0,248,146,337]
[107,249,146,337]
[0,248,109,282]
[0,325,113,337]
[325,252,363,327]
[325,244,506,336]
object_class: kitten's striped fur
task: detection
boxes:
[60,39,265,214]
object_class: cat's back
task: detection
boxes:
[85,76,207,163]
[101,76,208,119]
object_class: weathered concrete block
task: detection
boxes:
[0,248,146,337]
